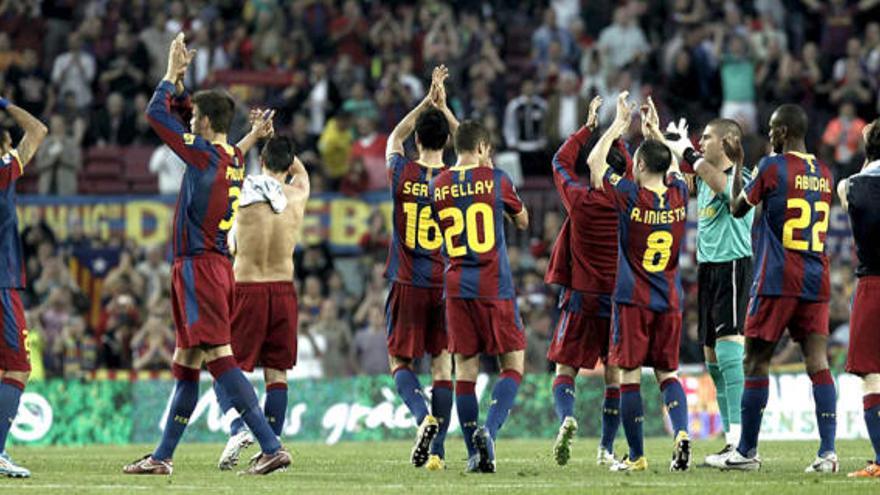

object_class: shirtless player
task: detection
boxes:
[215,134,310,469]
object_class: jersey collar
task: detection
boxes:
[449,163,480,171]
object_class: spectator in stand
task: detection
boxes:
[132,92,160,145]
[139,11,175,84]
[98,291,139,369]
[865,22,880,79]
[289,112,319,164]
[525,312,552,374]
[103,250,145,302]
[131,292,174,371]
[597,5,649,71]
[149,144,186,194]
[716,32,758,133]
[50,31,96,110]
[88,92,136,146]
[830,60,873,109]
[318,110,353,186]
[422,8,461,83]
[801,0,880,60]
[358,210,390,264]
[98,26,149,98]
[35,286,75,377]
[0,32,20,72]
[544,70,588,149]
[300,275,326,328]
[832,38,863,84]
[821,101,867,178]
[349,116,388,190]
[330,0,370,67]
[310,299,356,378]
[136,245,171,301]
[54,315,93,378]
[341,81,378,121]
[6,48,52,118]
[34,114,82,195]
[339,156,368,196]
[354,306,389,376]
[305,61,342,135]
[183,25,230,87]
[32,255,77,303]
[531,7,577,68]
[503,78,548,176]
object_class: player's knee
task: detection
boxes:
[389,356,412,374]
[3,371,29,387]
[499,350,525,374]
[804,357,829,376]
[454,354,480,381]
[264,368,287,385]
[555,363,577,378]
[430,354,452,381]
[864,374,880,395]
[654,369,678,383]
[603,365,621,386]
[620,368,641,384]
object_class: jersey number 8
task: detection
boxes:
[642,231,673,272]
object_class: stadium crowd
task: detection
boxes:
[0,0,877,379]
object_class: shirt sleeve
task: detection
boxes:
[0,150,23,189]
[146,80,216,170]
[602,166,638,209]
[551,125,591,211]
[500,171,524,215]
[744,156,777,206]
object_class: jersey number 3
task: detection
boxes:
[782,198,829,252]
[219,186,241,232]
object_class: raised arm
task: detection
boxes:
[385,67,441,160]
[729,159,752,218]
[430,65,459,136]
[587,91,633,189]
[236,108,275,155]
[287,155,310,199]
[552,95,601,210]
[0,99,48,166]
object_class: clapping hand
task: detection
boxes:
[249,108,276,139]
[664,118,692,159]
[586,95,602,130]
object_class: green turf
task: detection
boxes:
[3,438,878,494]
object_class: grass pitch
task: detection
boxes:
[3,438,878,494]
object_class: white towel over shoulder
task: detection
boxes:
[240,174,287,213]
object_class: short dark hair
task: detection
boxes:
[261,136,294,173]
[707,118,743,139]
[454,120,490,154]
[192,90,235,134]
[774,104,808,140]
[866,119,880,162]
[635,139,672,174]
[585,130,627,175]
[415,108,450,151]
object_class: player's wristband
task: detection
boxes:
[683,148,702,168]
[0,97,9,110]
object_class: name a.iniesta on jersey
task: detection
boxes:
[630,206,687,225]
[433,179,495,201]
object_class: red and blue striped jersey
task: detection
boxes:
[384,152,445,288]
[603,168,688,312]
[744,152,833,301]
[429,165,524,299]
[546,125,632,295]
[146,81,245,259]
[0,149,25,288]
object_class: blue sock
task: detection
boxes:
[737,376,769,457]
[153,373,199,460]
[209,357,280,455]
[430,381,454,458]
[486,370,522,440]
[600,386,621,452]
[810,369,837,455]
[213,380,245,435]
[0,379,24,450]
[264,383,288,437]
[864,394,880,464]
[661,378,689,435]
[393,367,428,425]
[620,384,644,459]
[456,381,479,456]
[552,375,576,423]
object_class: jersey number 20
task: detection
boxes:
[782,198,829,252]
[438,204,495,257]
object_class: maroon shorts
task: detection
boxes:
[846,276,880,375]
[744,296,829,343]
[547,289,612,370]
[171,254,234,349]
[0,289,29,372]
[610,303,682,371]
[231,281,298,371]
[385,282,447,359]
[446,297,526,356]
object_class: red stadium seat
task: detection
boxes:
[123,146,155,180]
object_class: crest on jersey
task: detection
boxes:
[608,172,621,186]
[183,133,196,145]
